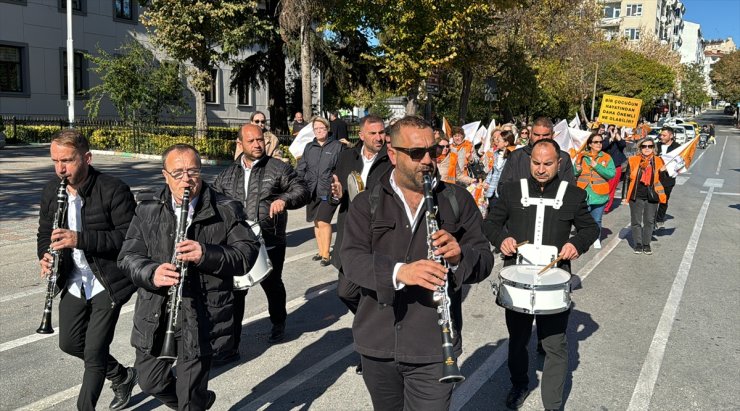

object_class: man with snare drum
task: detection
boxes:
[483,139,598,410]
[212,124,308,359]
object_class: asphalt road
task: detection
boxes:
[1,110,738,411]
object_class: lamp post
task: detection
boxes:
[590,63,599,121]
[66,0,74,127]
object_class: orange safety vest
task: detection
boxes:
[576,152,612,195]
[448,140,473,180]
[626,155,667,204]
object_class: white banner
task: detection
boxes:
[288,125,315,159]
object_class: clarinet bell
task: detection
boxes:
[36,310,54,334]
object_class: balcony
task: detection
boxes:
[599,17,622,28]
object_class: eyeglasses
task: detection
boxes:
[393,145,443,161]
[591,140,603,144]
[164,168,201,180]
[641,145,654,149]
[521,132,530,135]
[253,119,266,124]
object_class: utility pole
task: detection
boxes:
[590,62,598,121]
[66,0,74,127]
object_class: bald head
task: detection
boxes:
[239,123,266,161]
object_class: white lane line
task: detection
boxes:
[0,288,44,303]
[238,345,356,411]
[627,186,714,411]
[450,226,629,411]
[716,136,728,175]
[689,150,706,171]
[16,385,83,411]
[700,191,739,196]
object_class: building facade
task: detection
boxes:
[0,0,322,125]
[598,0,685,50]
[678,21,704,65]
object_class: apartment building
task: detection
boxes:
[0,0,320,124]
[678,21,704,65]
[598,0,685,51]
[703,37,737,99]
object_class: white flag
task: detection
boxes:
[569,113,580,129]
[482,119,496,154]
[288,125,315,159]
[473,125,487,147]
[463,121,481,142]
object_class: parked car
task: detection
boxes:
[682,124,696,141]
[724,105,736,115]
[672,125,687,145]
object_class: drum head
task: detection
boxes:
[500,265,570,285]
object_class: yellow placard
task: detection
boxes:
[597,94,643,128]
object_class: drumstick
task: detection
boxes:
[514,240,529,249]
[538,256,563,275]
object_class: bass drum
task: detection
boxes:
[233,220,273,289]
[493,265,571,315]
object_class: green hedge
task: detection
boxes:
[4,125,61,144]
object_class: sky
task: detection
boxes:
[681,0,740,44]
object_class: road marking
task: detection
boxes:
[700,191,739,196]
[716,136,728,175]
[703,178,724,188]
[689,150,706,170]
[238,345,356,411]
[675,176,689,186]
[16,385,83,411]
[627,185,714,411]
[0,288,44,303]
[450,226,630,411]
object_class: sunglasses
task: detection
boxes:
[641,145,654,149]
[393,145,444,161]
[591,140,603,144]
[253,120,266,124]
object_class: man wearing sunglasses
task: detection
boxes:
[497,117,575,193]
[340,116,494,410]
[327,115,393,374]
[234,111,284,161]
[119,144,260,410]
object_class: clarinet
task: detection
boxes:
[422,174,465,383]
[37,178,69,334]
[158,187,191,361]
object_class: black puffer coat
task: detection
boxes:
[118,183,260,360]
[37,167,136,306]
[296,137,341,198]
[211,155,309,246]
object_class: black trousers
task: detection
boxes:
[135,340,212,410]
[337,268,360,314]
[58,289,127,411]
[655,185,674,222]
[232,244,287,347]
[360,356,454,411]
[506,309,570,410]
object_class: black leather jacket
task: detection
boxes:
[37,167,136,306]
[211,155,309,246]
[118,183,260,359]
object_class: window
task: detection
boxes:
[114,0,134,21]
[59,0,83,12]
[206,69,218,104]
[603,6,620,18]
[0,44,27,94]
[624,28,641,41]
[236,79,253,106]
[61,51,87,97]
[625,4,642,16]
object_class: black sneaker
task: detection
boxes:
[311,253,322,261]
[109,367,138,410]
[212,349,240,367]
[320,257,331,267]
[268,323,286,344]
[355,360,363,375]
[634,245,643,254]
[643,245,653,255]
[505,385,530,409]
[205,390,216,409]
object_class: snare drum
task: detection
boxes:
[493,265,571,315]
[233,220,273,290]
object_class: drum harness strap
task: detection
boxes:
[519,179,568,246]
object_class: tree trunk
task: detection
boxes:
[267,30,288,134]
[300,22,313,117]
[194,89,207,139]
[458,67,473,124]
[579,102,589,124]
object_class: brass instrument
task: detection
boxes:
[37,178,68,334]
[158,187,191,361]
[422,174,465,383]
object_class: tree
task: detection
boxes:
[710,51,740,104]
[142,0,270,137]
[680,63,710,111]
[85,40,187,123]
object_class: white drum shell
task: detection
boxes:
[233,220,273,289]
[495,265,571,315]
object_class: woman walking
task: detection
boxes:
[623,137,667,255]
[574,132,616,249]
[296,116,341,266]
